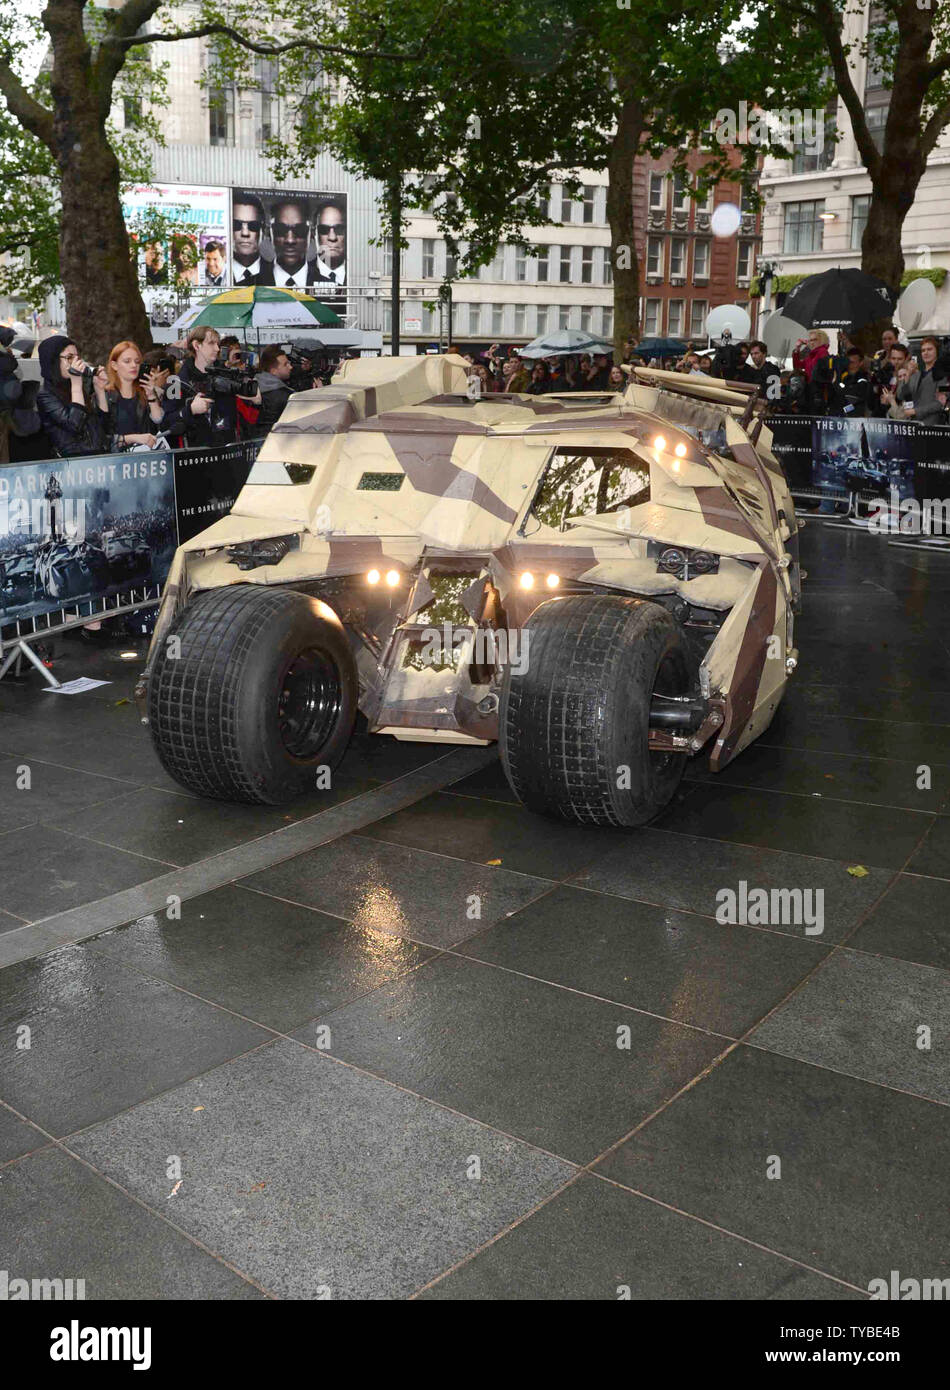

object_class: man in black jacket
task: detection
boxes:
[254,346,294,437]
[837,347,872,417]
[747,341,781,399]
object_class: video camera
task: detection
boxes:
[709,330,743,381]
[204,362,258,396]
[138,356,177,381]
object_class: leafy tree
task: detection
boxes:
[0,0,419,360]
[765,0,950,291]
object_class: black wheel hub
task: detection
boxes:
[276,647,342,759]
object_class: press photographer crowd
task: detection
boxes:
[0,325,334,463]
[454,329,950,423]
[4,321,950,466]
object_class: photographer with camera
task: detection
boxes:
[36,335,109,457]
[175,326,260,447]
[97,340,171,450]
[253,346,295,438]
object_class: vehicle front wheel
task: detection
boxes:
[148,585,358,804]
[500,594,692,827]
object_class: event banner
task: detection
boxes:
[122,184,232,291]
[230,187,347,302]
[0,452,176,630]
[769,414,950,504]
[1,443,260,632]
[174,440,261,543]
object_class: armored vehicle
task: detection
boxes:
[140,354,800,826]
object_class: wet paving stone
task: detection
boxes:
[88,884,436,1033]
[359,790,628,879]
[0,946,269,1136]
[749,949,950,1103]
[595,1046,950,1292]
[457,884,828,1038]
[295,953,725,1163]
[419,1174,861,1301]
[0,825,172,922]
[0,1148,263,1299]
[572,829,891,944]
[848,873,950,970]
[242,834,552,949]
[69,1038,573,1301]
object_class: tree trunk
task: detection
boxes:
[606,96,644,360]
[47,2,151,364]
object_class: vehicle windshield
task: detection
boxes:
[530,446,650,528]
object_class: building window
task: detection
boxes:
[602,307,613,338]
[694,182,713,213]
[670,238,687,277]
[649,173,665,210]
[582,185,596,223]
[536,305,550,334]
[693,240,710,280]
[257,57,279,143]
[514,303,526,335]
[783,199,825,253]
[668,299,684,337]
[690,300,708,338]
[792,105,836,173]
[383,237,406,276]
[552,185,571,222]
[536,245,549,282]
[559,247,572,282]
[492,303,504,334]
[559,306,571,329]
[422,239,436,278]
[603,249,613,284]
[580,305,593,332]
[467,303,481,335]
[208,85,234,145]
[739,184,757,215]
[851,194,870,250]
[445,242,458,279]
[737,241,754,281]
[672,173,689,212]
[515,246,527,282]
[581,247,594,284]
[866,104,889,153]
[644,299,660,335]
[647,237,664,276]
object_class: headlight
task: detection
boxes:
[519,572,535,590]
[385,569,400,588]
[545,574,559,589]
[366,568,381,585]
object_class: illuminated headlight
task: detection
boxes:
[545,573,559,589]
[385,569,400,588]
[366,568,381,585]
[674,442,688,457]
[519,572,535,590]
[653,434,667,452]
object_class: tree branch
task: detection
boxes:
[922,94,950,157]
[0,58,55,148]
[806,0,882,178]
[101,21,425,63]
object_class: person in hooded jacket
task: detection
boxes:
[36,335,109,457]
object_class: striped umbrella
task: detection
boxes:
[170,285,341,333]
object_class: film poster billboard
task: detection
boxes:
[122,183,231,293]
[229,187,347,305]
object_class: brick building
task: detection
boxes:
[633,146,762,345]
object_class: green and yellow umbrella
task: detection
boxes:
[171,285,342,334]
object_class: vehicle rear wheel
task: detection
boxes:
[148,585,358,804]
[500,594,691,827]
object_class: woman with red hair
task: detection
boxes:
[99,340,167,450]
[792,329,831,382]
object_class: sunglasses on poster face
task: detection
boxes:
[233,219,262,233]
[317,223,345,237]
[272,220,308,239]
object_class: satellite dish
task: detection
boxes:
[705,303,751,341]
[710,203,742,238]
[896,277,937,333]
[763,313,807,362]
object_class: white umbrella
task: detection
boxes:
[517,329,615,359]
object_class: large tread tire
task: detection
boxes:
[148,584,358,804]
[500,594,691,827]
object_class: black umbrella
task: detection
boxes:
[782,268,896,333]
